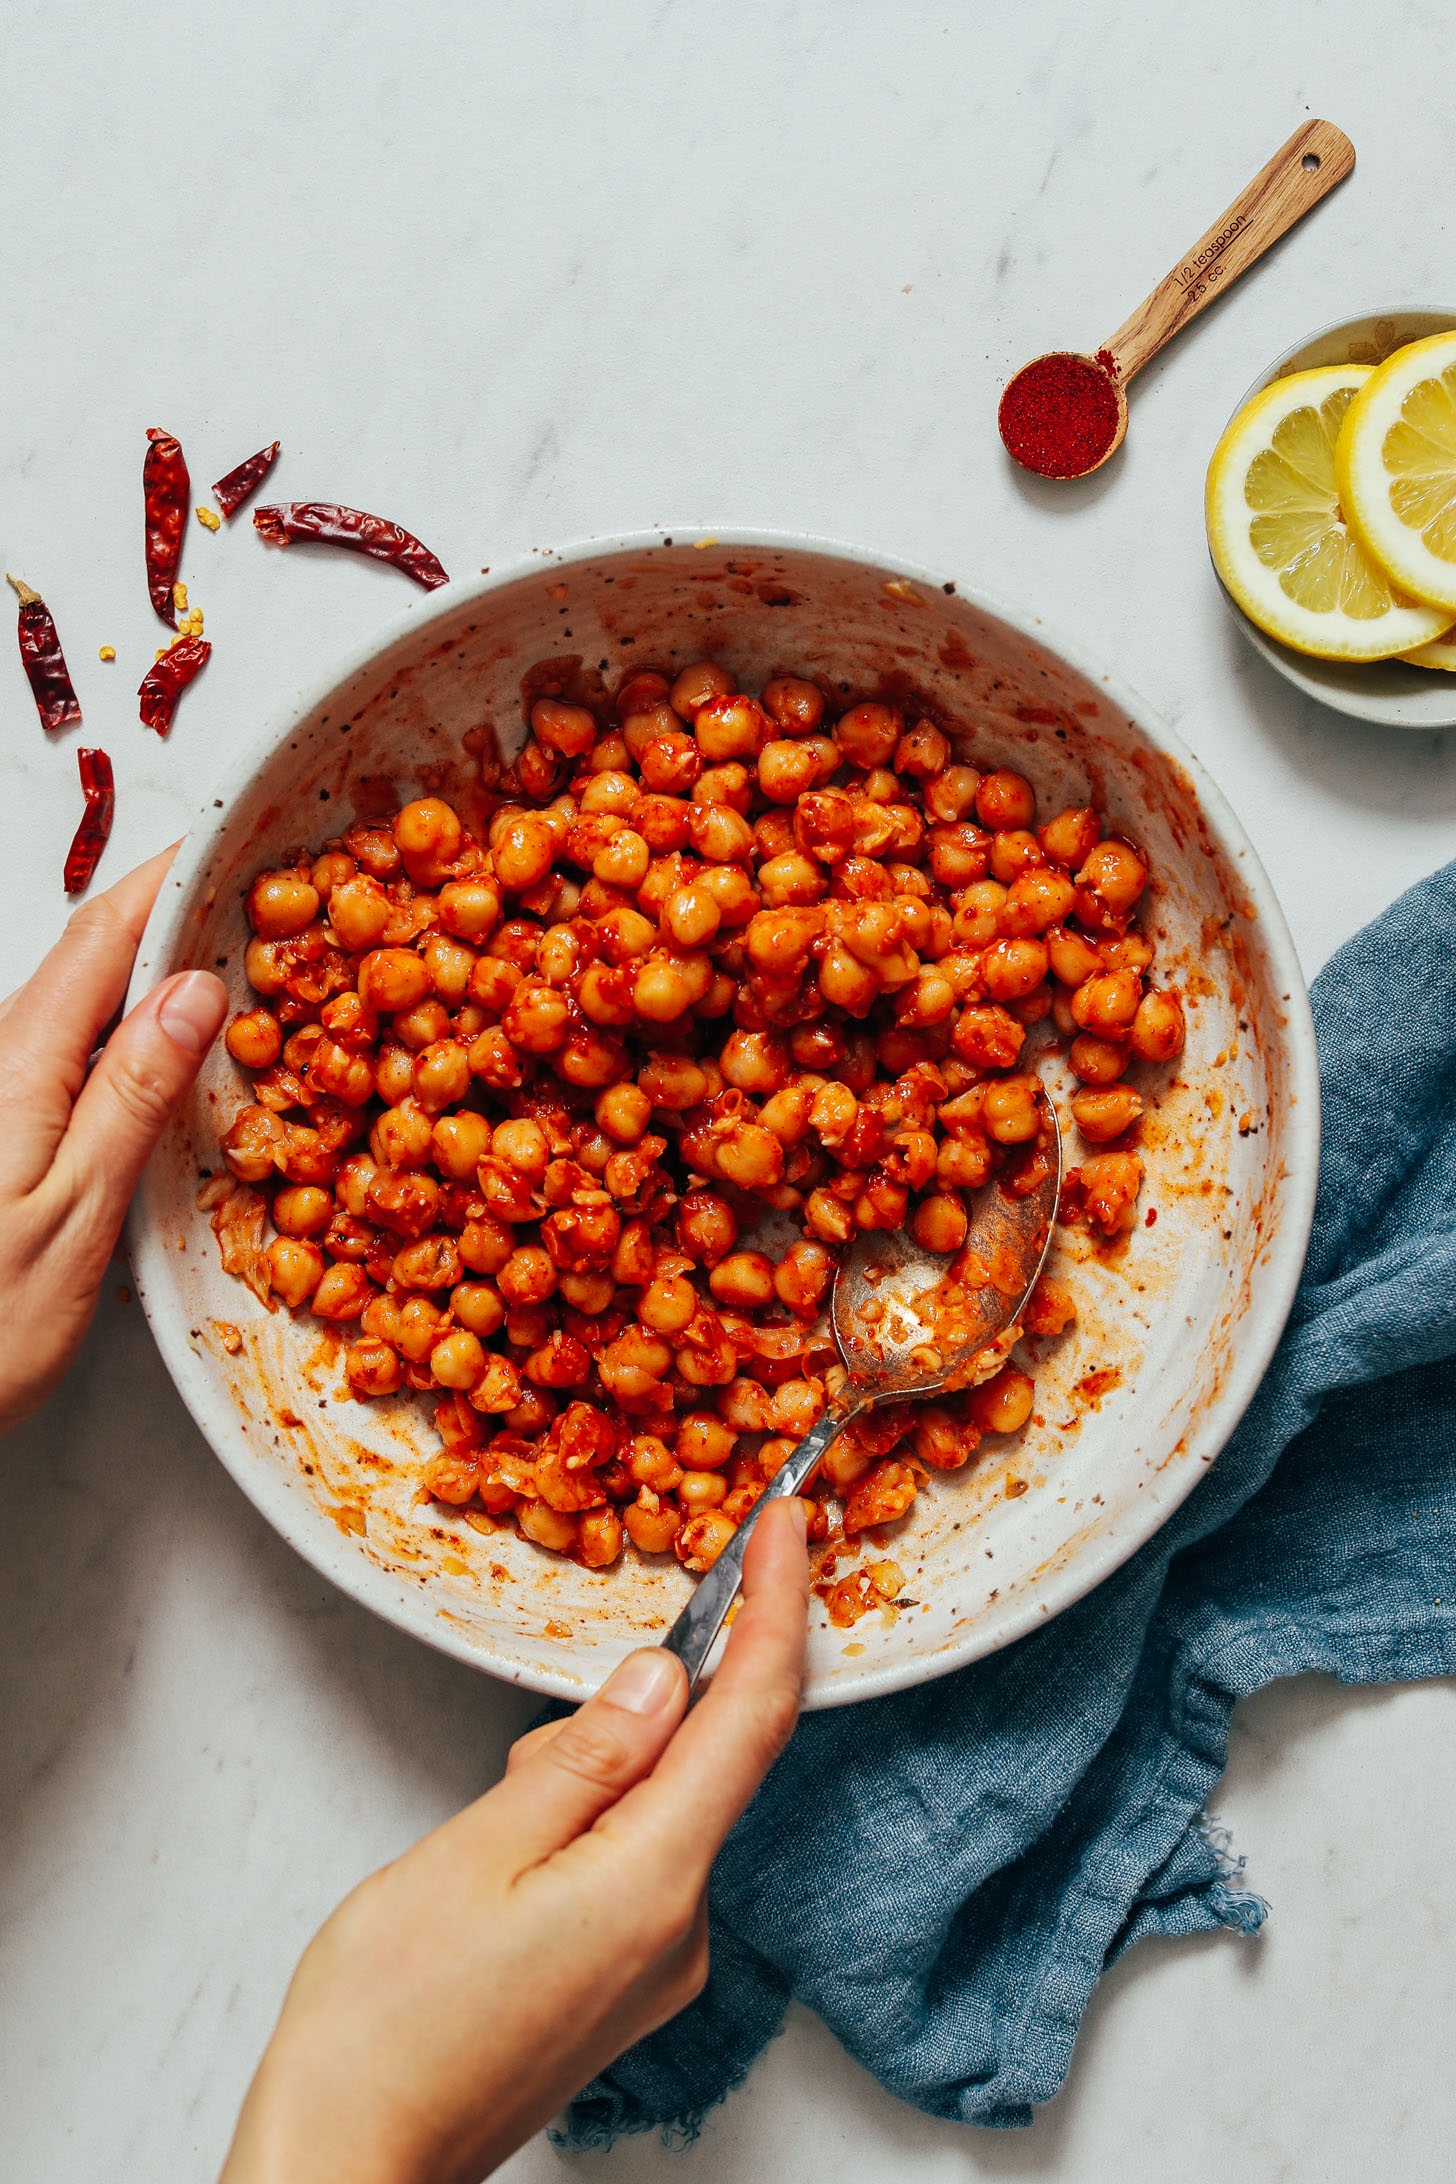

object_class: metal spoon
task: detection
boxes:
[662,1089,1063,1689]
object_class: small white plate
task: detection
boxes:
[1214,307,1456,729]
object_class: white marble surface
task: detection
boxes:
[4,5,1456,2178]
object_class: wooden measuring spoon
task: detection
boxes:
[998,119,1356,479]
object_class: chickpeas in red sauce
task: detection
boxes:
[212,663,1184,1584]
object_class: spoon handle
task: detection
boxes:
[1102,120,1354,385]
[661,1395,866,1691]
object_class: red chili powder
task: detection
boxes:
[998,352,1122,479]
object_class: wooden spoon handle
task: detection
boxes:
[1101,120,1355,385]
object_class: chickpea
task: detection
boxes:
[373,1100,435,1170]
[952,1004,1026,1071]
[346,1339,404,1397]
[420,933,475,1006]
[981,1075,1041,1143]
[311,1263,373,1320]
[1068,1034,1126,1086]
[928,822,991,891]
[599,1326,675,1404]
[1000,867,1076,936]
[834,702,901,768]
[692,694,765,762]
[695,863,758,926]
[662,882,719,948]
[894,719,950,780]
[818,939,880,1014]
[1076,839,1148,917]
[911,1193,968,1253]
[707,1251,775,1307]
[558,1270,615,1314]
[246,869,320,941]
[757,851,825,908]
[490,815,552,895]
[393,1237,463,1292]
[412,1040,471,1113]
[638,1052,708,1110]
[273,1184,334,1238]
[311,849,355,902]
[1040,805,1101,869]
[492,1118,550,1182]
[451,1281,506,1338]
[1077,1149,1144,1233]
[988,828,1044,885]
[557,1028,627,1088]
[578,770,639,817]
[531,698,598,757]
[1070,968,1142,1033]
[265,1237,325,1308]
[431,1109,491,1179]
[430,1330,487,1391]
[503,982,570,1053]
[970,1366,1035,1435]
[981,936,1049,1002]
[325,875,390,951]
[761,675,824,732]
[676,1191,737,1267]
[694,760,752,812]
[773,1239,835,1314]
[460,1214,515,1275]
[593,827,650,889]
[394,797,462,882]
[595,1082,651,1143]
[715,1123,784,1190]
[633,1271,694,1336]
[669,661,735,720]
[675,1509,737,1570]
[1046,924,1104,988]
[498,1245,556,1306]
[225,1007,283,1070]
[633,957,695,1023]
[804,1188,854,1244]
[358,948,430,1013]
[437,878,502,944]
[624,1496,680,1554]
[718,1030,787,1096]
[241,937,288,995]
[679,1470,728,1512]
[578,1508,624,1568]
[794,788,856,866]
[342,823,402,881]
[924,765,981,823]
[757,739,821,802]
[688,803,754,865]
[466,1028,523,1091]
[974,769,1036,831]
[518,1501,580,1554]
[394,1296,445,1362]
[639,731,703,796]
[1072,1084,1144,1142]
[1129,987,1186,1061]
[391,998,450,1053]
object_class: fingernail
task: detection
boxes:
[601,1649,682,1715]
[156,971,227,1055]
[784,1496,809,1542]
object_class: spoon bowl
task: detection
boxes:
[663,1094,1063,1687]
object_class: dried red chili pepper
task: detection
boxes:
[139,636,211,734]
[213,440,280,519]
[144,426,190,626]
[64,747,114,894]
[6,573,82,731]
[253,503,449,590]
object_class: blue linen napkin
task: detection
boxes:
[562,855,1456,2144]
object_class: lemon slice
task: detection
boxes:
[1206,367,1448,660]
[1400,626,1456,670]
[1336,331,1456,613]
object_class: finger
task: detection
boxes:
[49,970,228,1246]
[505,1717,569,1773]
[604,1497,809,1870]
[0,846,182,1188]
[484,1646,688,1869]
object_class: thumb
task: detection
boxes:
[484,1648,688,1869]
[57,971,228,1236]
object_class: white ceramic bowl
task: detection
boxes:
[128,531,1319,1708]
[1214,307,1456,729]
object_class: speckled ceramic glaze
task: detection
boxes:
[126,532,1319,1707]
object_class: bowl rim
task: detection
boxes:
[127,526,1321,1707]
[1213,304,1456,729]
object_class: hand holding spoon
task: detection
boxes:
[999,119,1355,479]
[662,1092,1062,1690]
